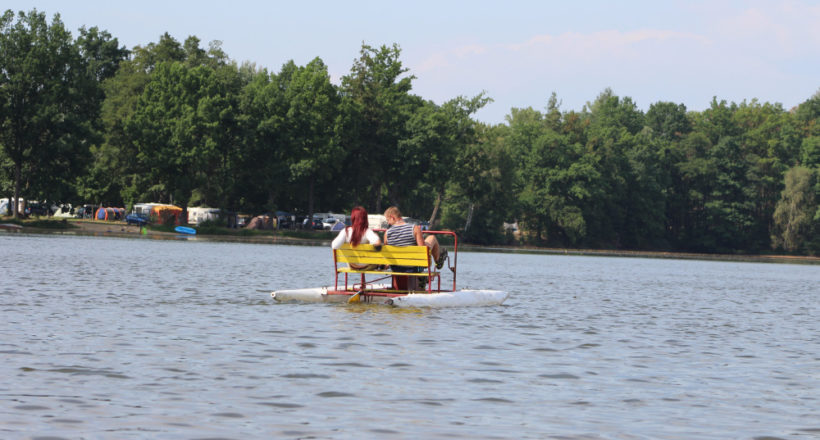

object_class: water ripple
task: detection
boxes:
[1,234,818,439]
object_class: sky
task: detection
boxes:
[5,0,820,124]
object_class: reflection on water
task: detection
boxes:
[1,233,818,439]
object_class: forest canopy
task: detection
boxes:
[1,9,818,255]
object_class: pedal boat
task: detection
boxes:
[271,231,508,308]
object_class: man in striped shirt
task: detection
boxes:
[383,206,447,270]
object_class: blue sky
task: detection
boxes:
[5,0,820,124]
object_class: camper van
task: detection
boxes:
[187,207,221,225]
[130,203,183,225]
[132,203,162,217]
[0,198,25,215]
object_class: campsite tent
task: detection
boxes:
[95,207,126,221]
[150,205,183,225]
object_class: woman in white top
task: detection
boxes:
[331,206,382,269]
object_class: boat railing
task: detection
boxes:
[373,229,457,291]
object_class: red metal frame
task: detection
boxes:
[330,229,457,298]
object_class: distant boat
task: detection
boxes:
[0,223,23,231]
[174,226,196,235]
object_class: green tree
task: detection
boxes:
[1,149,12,214]
[508,106,599,246]
[704,136,757,251]
[234,65,290,213]
[0,9,99,216]
[130,32,185,71]
[623,130,671,249]
[796,91,820,167]
[581,90,647,247]
[771,166,818,253]
[442,123,516,244]
[283,57,342,221]
[693,97,741,145]
[192,62,244,211]
[183,36,229,69]
[506,106,550,241]
[87,58,152,207]
[802,136,820,167]
[127,61,226,220]
[683,98,769,252]
[94,33,222,209]
[733,100,794,250]
[70,25,128,206]
[338,43,418,212]
[670,131,717,250]
[401,93,491,225]
[645,101,691,141]
[77,26,128,84]
[795,90,820,136]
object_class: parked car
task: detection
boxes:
[75,204,98,219]
[322,217,340,230]
[404,217,430,231]
[275,211,293,229]
[300,215,325,230]
[25,201,53,216]
[125,213,149,226]
[236,214,252,228]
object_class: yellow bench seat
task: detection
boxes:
[333,243,437,292]
[334,243,431,268]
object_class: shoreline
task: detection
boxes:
[4,219,819,265]
[460,244,820,265]
[2,219,333,246]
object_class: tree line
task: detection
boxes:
[1,9,818,255]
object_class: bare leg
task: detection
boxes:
[424,235,439,261]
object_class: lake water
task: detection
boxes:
[1,232,818,439]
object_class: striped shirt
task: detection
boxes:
[385,223,417,247]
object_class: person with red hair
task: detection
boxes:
[331,206,382,269]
